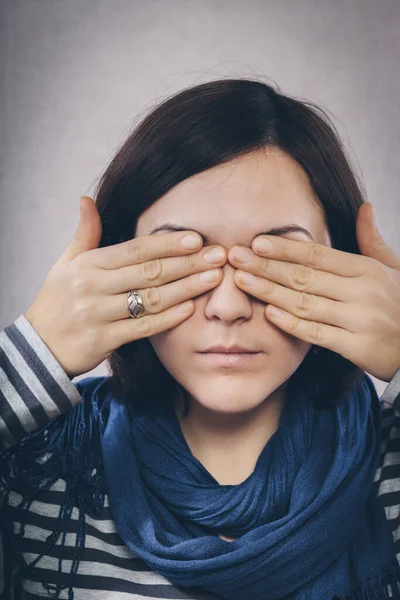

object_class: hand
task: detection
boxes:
[24,196,226,379]
[228,202,400,383]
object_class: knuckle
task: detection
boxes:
[141,258,163,281]
[135,316,152,336]
[183,274,198,295]
[309,319,324,343]
[71,274,90,297]
[160,310,171,329]
[164,234,178,254]
[262,277,274,293]
[292,263,313,289]
[144,285,162,310]
[74,299,93,320]
[127,238,146,264]
[297,291,315,313]
[307,243,326,267]
[184,252,198,271]
[259,257,270,276]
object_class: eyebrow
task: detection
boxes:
[149,223,315,243]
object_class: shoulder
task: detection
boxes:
[73,375,114,412]
[73,374,112,400]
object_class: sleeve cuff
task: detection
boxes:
[381,366,400,413]
[0,314,82,447]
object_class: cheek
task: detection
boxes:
[268,319,311,355]
[280,338,312,367]
[148,322,191,370]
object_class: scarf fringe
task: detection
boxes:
[375,562,400,599]
[0,381,109,600]
[328,561,400,600]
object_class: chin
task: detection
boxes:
[182,377,280,415]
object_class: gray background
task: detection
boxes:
[1,0,399,395]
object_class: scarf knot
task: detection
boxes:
[102,372,400,600]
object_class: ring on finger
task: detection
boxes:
[126,289,146,319]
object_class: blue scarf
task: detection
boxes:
[2,372,400,599]
[101,373,400,600]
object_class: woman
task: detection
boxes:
[1,78,400,600]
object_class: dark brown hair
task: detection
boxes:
[93,78,366,416]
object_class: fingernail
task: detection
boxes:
[253,238,273,253]
[181,234,202,249]
[176,300,194,313]
[203,248,225,263]
[231,247,252,264]
[199,269,220,282]
[239,272,258,285]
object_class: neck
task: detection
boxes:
[175,383,288,486]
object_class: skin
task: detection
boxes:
[135,147,332,494]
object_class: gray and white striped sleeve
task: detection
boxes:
[381,367,400,413]
[0,313,82,451]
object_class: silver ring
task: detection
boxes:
[125,290,146,319]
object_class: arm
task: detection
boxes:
[0,313,83,452]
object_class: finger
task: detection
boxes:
[251,237,372,278]
[86,231,204,270]
[54,196,102,267]
[98,268,224,321]
[108,299,196,347]
[263,303,355,357]
[234,270,362,332]
[230,251,356,303]
[101,245,227,294]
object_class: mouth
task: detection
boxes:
[200,351,260,354]
[198,351,262,367]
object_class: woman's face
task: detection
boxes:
[135,148,332,416]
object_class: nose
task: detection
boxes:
[203,261,255,323]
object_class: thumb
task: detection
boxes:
[356,202,400,270]
[54,196,103,268]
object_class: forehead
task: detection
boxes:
[136,149,328,247]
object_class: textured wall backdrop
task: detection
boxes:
[0,0,399,396]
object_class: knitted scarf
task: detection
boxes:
[1,373,400,600]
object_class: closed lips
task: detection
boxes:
[200,346,260,353]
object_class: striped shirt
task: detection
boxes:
[1,314,400,600]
